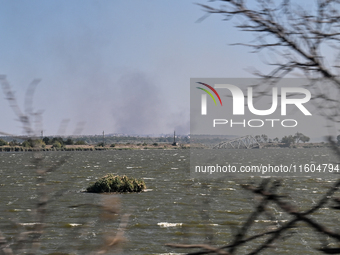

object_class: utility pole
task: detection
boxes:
[172,130,177,146]
[103,131,105,146]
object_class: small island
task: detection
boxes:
[86,174,146,193]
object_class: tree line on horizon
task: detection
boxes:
[254,132,311,147]
[0,134,191,148]
[0,137,87,149]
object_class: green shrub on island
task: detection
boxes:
[86,174,146,193]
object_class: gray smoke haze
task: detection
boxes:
[169,111,190,135]
[113,72,168,135]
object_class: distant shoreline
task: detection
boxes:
[0,143,189,152]
[0,142,331,152]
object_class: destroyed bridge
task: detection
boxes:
[212,135,261,149]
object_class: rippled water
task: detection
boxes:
[0,148,340,254]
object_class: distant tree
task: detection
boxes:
[0,139,8,146]
[294,132,303,143]
[22,140,31,148]
[337,135,340,145]
[294,132,310,143]
[300,135,310,143]
[43,137,50,145]
[261,134,268,142]
[281,135,295,147]
[51,137,64,146]
[273,137,279,143]
[33,139,45,148]
[9,139,19,146]
[65,138,74,145]
[52,141,62,149]
[75,140,86,145]
[22,139,45,148]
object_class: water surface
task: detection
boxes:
[0,148,339,254]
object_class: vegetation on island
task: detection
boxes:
[86,174,146,193]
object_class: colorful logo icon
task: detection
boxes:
[196,82,222,106]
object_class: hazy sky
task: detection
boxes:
[0,0,330,139]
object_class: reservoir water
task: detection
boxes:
[0,148,340,254]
